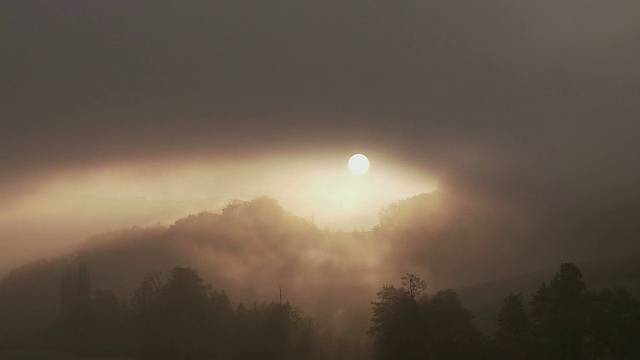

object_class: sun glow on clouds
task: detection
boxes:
[283,156,435,229]
[0,153,436,269]
[4,154,436,229]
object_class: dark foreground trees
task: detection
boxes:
[131,267,325,360]
[372,265,640,360]
[56,263,134,356]
[3,261,640,359]
[529,263,586,360]
[369,274,491,360]
[2,263,373,359]
[496,262,640,360]
[51,266,330,359]
[495,292,530,359]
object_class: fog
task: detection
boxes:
[1,0,640,357]
[0,153,436,274]
[0,193,493,334]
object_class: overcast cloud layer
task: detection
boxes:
[1,1,640,271]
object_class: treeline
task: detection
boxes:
[495,263,640,359]
[368,274,491,359]
[2,262,639,359]
[369,264,640,360]
[41,265,369,359]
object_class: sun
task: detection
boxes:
[348,154,370,175]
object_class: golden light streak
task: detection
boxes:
[0,152,437,270]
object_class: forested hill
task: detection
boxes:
[2,194,640,345]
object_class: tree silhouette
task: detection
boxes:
[131,272,163,316]
[369,274,488,360]
[401,273,426,300]
[496,292,530,359]
[369,284,424,360]
[56,264,135,356]
[84,290,133,356]
[235,300,321,360]
[422,289,488,359]
[604,287,640,359]
[130,266,326,359]
[60,263,91,320]
[584,287,640,359]
[58,263,93,354]
[136,267,215,359]
[530,263,586,360]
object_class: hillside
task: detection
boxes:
[458,255,640,333]
[2,193,640,346]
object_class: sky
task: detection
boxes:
[1,0,640,272]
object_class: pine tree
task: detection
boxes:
[496,292,530,359]
[530,263,586,360]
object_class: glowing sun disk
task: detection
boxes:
[348,154,370,175]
